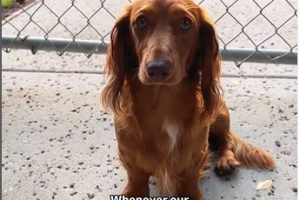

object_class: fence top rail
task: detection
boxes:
[2,0,297,66]
[2,35,297,65]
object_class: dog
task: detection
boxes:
[101,0,275,199]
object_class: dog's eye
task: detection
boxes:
[136,16,148,28]
[179,17,192,31]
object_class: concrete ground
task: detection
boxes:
[2,0,297,200]
[2,56,297,200]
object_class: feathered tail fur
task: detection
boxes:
[229,132,275,170]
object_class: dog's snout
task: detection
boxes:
[146,59,171,82]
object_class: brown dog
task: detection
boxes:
[101,0,275,199]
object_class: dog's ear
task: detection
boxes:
[196,8,222,121]
[101,5,138,113]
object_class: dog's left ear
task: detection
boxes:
[196,8,222,120]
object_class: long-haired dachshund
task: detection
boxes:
[101,0,275,199]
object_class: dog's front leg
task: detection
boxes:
[177,177,204,200]
[176,148,209,200]
[123,164,150,196]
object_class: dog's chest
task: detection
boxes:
[162,120,180,152]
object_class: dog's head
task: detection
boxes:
[102,0,221,117]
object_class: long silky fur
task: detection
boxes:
[229,132,275,170]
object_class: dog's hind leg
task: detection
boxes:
[209,104,275,176]
[209,104,240,176]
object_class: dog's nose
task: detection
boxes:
[146,59,171,81]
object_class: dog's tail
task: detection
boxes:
[229,132,275,170]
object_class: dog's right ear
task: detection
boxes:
[101,5,137,113]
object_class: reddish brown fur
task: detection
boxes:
[101,0,275,199]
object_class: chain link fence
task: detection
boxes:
[2,0,297,66]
